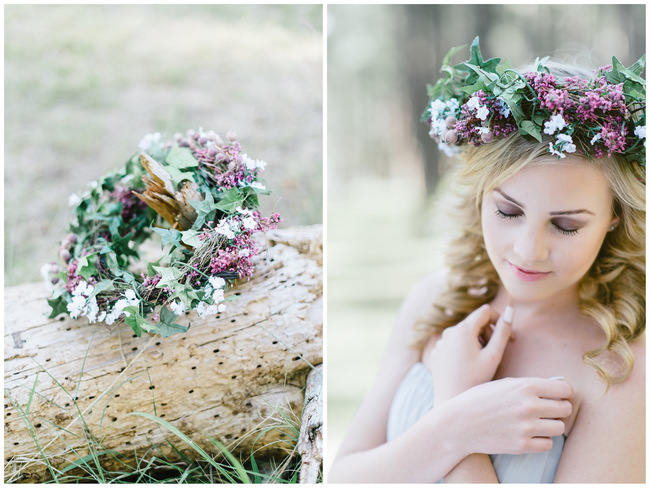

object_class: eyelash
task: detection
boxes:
[494,209,580,236]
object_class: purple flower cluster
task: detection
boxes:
[176,130,263,190]
[208,211,281,279]
[113,186,149,223]
[454,90,517,146]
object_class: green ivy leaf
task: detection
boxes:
[47,296,69,318]
[152,227,183,250]
[156,306,189,337]
[189,191,216,230]
[153,266,184,288]
[455,36,501,84]
[78,255,98,280]
[519,120,543,143]
[166,146,198,169]
[165,166,194,188]
[123,307,146,336]
[90,280,114,298]
[181,229,202,248]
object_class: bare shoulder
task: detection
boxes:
[393,268,448,340]
[554,332,645,482]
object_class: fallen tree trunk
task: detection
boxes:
[4,225,323,483]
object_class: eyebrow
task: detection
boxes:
[494,188,595,216]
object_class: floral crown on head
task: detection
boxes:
[423,37,646,167]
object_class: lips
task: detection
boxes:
[507,260,552,282]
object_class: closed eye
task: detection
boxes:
[495,209,581,236]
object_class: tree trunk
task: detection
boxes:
[4,225,323,483]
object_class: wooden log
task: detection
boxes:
[4,225,323,483]
[297,364,323,483]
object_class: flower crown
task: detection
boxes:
[423,37,646,167]
[43,129,280,337]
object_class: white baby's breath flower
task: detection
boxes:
[445,98,460,112]
[208,276,226,289]
[212,288,225,303]
[543,114,566,135]
[218,303,226,313]
[238,248,250,258]
[40,263,57,283]
[242,216,257,230]
[476,106,490,121]
[438,142,460,157]
[496,97,511,118]
[429,99,447,117]
[590,133,602,145]
[634,125,646,140]
[242,154,267,171]
[556,133,576,153]
[215,219,235,239]
[548,142,566,159]
[477,126,490,135]
[466,96,481,111]
[68,193,82,207]
[138,132,162,152]
[169,300,187,316]
[248,181,266,190]
[236,206,253,216]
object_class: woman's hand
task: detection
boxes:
[433,376,574,457]
[423,304,513,406]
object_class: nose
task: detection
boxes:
[512,222,549,265]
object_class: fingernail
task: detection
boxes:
[548,376,565,380]
[503,306,514,324]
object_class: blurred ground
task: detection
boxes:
[5,5,322,285]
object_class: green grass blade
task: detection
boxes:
[208,437,251,483]
[127,411,237,483]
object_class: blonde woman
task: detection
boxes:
[329,39,645,483]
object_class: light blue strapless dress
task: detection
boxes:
[387,363,564,483]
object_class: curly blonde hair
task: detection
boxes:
[414,92,645,386]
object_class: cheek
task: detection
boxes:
[555,229,607,279]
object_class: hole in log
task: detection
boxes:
[115,394,120,398]
[155,342,161,346]
[46,358,51,362]
[231,375,237,379]
[235,292,241,296]
[13,442,18,446]
[191,366,196,370]
[74,396,78,401]
[59,317,65,321]
[292,356,300,361]
[35,423,42,428]
[126,441,131,445]
[89,396,95,400]
[120,367,125,373]
[66,327,71,331]
[161,402,167,406]
[149,386,155,390]
[272,341,278,345]
[189,389,194,394]
[230,319,236,323]
[132,334,137,338]
[112,417,117,422]
[185,311,190,315]
[65,403,70,407]
[245,402,252,407]
[132,347,138,351]
[218,361,223,365]
[65,377,69,380]
[240,427,246,433]
[213,414,220,418]
[6,412,11,416]
[256,364,261,368]
[160,414,165,418]
[225,434,233,439]
[213,349,220,353]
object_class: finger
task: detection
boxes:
[463,304,499,335]
[527,378,574,400]
[534,398,573,419]
[524,437,554,453]
[534,419,566,438]
[482,314,512,359]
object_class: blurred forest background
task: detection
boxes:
[327,4,645,472]
[5,4,322,286]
